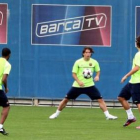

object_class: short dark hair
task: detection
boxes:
[2,48,11,57]
[82,47,94,57]
[136,36,140,48]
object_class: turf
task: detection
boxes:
[0,106,140,140]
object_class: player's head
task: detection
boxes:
[136,36,140,48]
[82,46,94,57]
[2,48,11,60]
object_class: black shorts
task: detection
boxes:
[0,90,10,107]
[118,83,140,104]
[65,86,102,100]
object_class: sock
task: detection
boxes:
[104,110,110,117]
[0,124,3,129]
[126,108,134,119]
[56,110,61,116]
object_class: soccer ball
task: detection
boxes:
[83,69,92,79]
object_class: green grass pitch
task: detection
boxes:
[0,106,140,140]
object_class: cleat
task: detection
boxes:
[0,128,8,135]
[106,114,118,120]
[49,113,58,119]
[136,126,140,129]
[123,118,136,127]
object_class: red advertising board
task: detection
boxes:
[0,4,7,44]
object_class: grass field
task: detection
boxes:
[0,106,140,140]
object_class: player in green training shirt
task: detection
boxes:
[49,47,117,120]
[0,48,11,135]
[118,36,140,129]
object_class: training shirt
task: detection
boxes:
[0,57,11,90]
[129,51,140,83]
[72,58,100,87]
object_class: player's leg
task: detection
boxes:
[117,97,130,110]
[131,83,140,129]
[118,83,136,126]
[0,106,10,124]
[97,98,107,112]
[49,87,81,119]
[58,98,69,111]
[97,98,118,120]
[0,91,10,135]
[136,103,140,129]
[86,86,117,120]
[49,98,69,119]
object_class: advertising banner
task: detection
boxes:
[32,4,111,46]
[0,4,7,44]
[136,7,140,37]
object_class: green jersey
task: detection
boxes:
[0,58,11,89]
[129,51,140,83]
[72,58,100,87]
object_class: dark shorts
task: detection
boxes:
[65,86,102,100]
[0,90,10,107]
[118,83,140,104]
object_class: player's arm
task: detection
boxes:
[94,61,100,82]
[72,73,84,87]
[121,65,140,83]
[72,60,84,87]
[2,74,9,93]
[94,71,100,82]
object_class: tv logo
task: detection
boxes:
[0,11,3,25]
[32,5,111,46]
[36,13,107,37]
